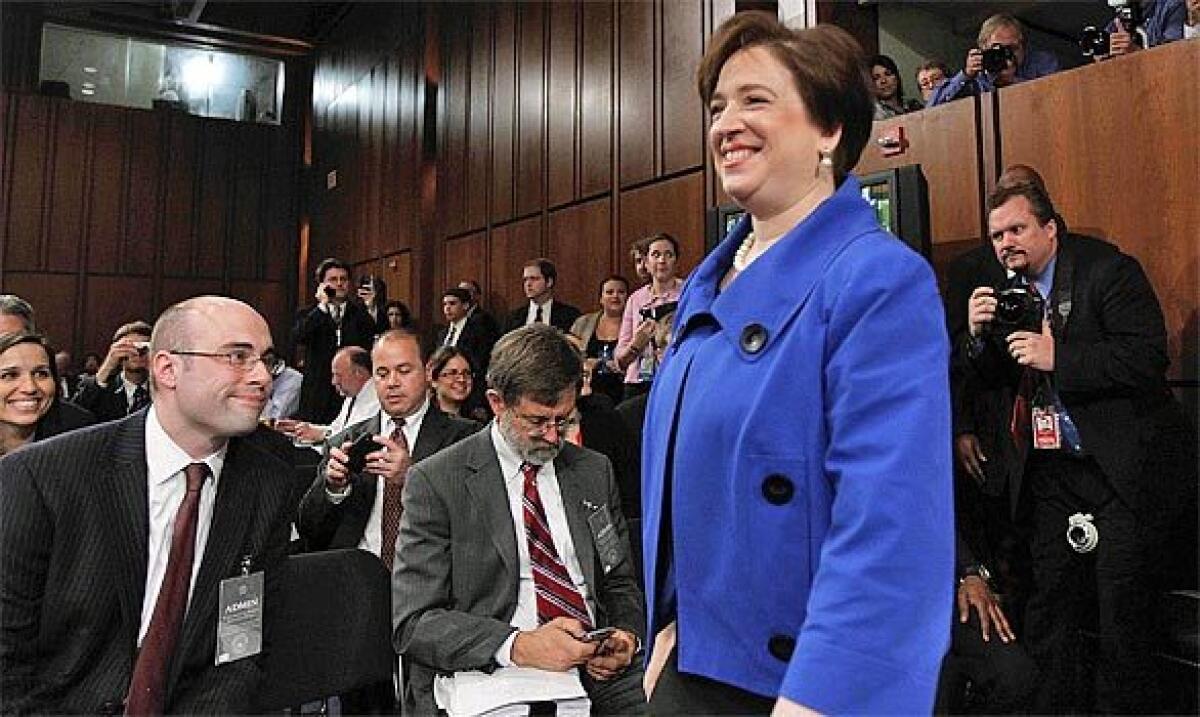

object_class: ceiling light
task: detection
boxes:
[81,88,95,96]
[83,66,97,74]
[82,82,95,89]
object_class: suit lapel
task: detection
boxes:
[554,448,598,597]
[93,415,150,650]
[1049,236,1077,338]
[461,431,518,579]
[412,408,447,463]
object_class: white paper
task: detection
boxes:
[433,666,590,717]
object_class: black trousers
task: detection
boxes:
[647,646,774,716]
[934,610,1038,714]
[1022,452,1158,714]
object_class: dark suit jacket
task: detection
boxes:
[392,429,644,714]
[435,315,497,378]
[296,407,480,552]
[32,399,95,442]
[0,415,295,715]
[959,234,1185,522]
[292,302,377,423]
[502,300,582,335]
[73,374,148,424]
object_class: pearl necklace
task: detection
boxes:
[732,232,756,272]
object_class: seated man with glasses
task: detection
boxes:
[0,296,296,714]
[394,323,646,715]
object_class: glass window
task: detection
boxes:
[39,23,283,124]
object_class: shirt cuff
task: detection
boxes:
[494,630,520,667]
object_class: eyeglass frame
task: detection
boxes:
[511,409,580,436]
[169,349,272,372]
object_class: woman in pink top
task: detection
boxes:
[615,232,683,399]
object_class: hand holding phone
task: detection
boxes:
[344,432,380,474]
[579,627,616,643]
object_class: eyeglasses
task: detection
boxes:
[170,349,270,371]
[439,369,473,380]
[513,410,580,436]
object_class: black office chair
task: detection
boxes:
[258,549,396,710]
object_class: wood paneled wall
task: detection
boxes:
[433,0,728,321]
[0,91,300,360]
[997,41,1198,384]
[309,2,427,320]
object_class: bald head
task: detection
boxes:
[151,296,268,355]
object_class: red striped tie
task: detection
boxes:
[521,462,591,628]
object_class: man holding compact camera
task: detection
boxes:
[957,178,1190,713]
[929,14,1060,107]
[74,320,155,423]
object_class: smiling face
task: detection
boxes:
[154,301,274,449]
[433,354,473,406]
[871,64,899,101]
[0,342,55,430]
[708,46,839,218]
[599,278,628,316]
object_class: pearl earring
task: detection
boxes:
[819,150,834,168]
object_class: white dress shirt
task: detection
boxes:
[309,382,381,454]
[443,317,468,347]
[353,396,430,558]
[524,299,556,327]
[139,406,226,644]
[490,422,594,665]
[262,366,303,421]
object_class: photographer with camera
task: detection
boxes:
[1084,0,1193,60]
[957,177,1189,713]
[74,320,154,423]
[929,14,1060,107]
[615,233,683,400]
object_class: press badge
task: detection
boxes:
[1032,405,1062,450]
[216,568,263,665]
[586,505,622,574]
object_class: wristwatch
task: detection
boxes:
[958,563,992,586]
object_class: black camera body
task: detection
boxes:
[980,44,1016,74]
[639,301,679,323]
[1079,26,1112,57]
[990,278,1045,340]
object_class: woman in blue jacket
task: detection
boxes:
[641,12,954,715]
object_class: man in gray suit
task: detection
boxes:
[393,324,645,714]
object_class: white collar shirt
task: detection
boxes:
[140,406,226,644]
[490,421,594,665]
[444,317,468,347]
[525,298,555,327]
[357,396,430,558]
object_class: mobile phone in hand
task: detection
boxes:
[344,433,378,474]
[579,627,616,643]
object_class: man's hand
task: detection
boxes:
[279,420,325,444]
[511,618,597,672]
[967,286,996,337]
[1107,19,1139,57]
[963,47,984,78]
[315,282,331,306]
[364,433,410,484]
[643,621,676,700]
[96,338,141,385]
[632,319,657,352]
[1188,0,1199,27]
[324,441,353,493]
[955,433,988,485]
[1006,318,1054,371]
[958,575,1016,643]
[585,628,637,682]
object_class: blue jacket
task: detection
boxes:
[642,177,954,713]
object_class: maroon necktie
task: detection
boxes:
[125,462,209,716]
[379,419,409,569]
[521,463,592,629]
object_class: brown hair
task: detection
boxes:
[986,179,1058,227]
[697,11,873,181]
